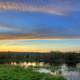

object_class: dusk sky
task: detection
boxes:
[0,0,80,52]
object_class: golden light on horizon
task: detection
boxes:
[0,46,50,52]
[0,39,80,52]
[0,45,80,52]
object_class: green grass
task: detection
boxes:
[0,64,66,80]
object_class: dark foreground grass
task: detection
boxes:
[0,64,66,80]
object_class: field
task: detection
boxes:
[0,64,65,80]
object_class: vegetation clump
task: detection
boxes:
[0,64,65,80]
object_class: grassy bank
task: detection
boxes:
[0,64,65,80]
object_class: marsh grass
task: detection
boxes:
[0,64,65,80]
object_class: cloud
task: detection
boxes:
[0,24,80,40]
[0,33,79,40]
[0,2,67,15]
[0,23,80,40]
[0,0,79,16]
[0,24,33,34]
[0,24,24,34]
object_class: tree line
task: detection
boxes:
[0,51,80,66]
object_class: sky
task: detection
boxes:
[0,0,80,52]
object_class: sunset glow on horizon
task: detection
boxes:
[0,39,79,52]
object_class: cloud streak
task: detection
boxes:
[0,2,67,15]
[0,24,26,34]
[0,33,80,40]
[0,23,80,40]
[0,0,79,15]
[0,24,80,40]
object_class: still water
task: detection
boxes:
[63,71,80,80]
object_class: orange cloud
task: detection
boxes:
[0,34,80,40]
